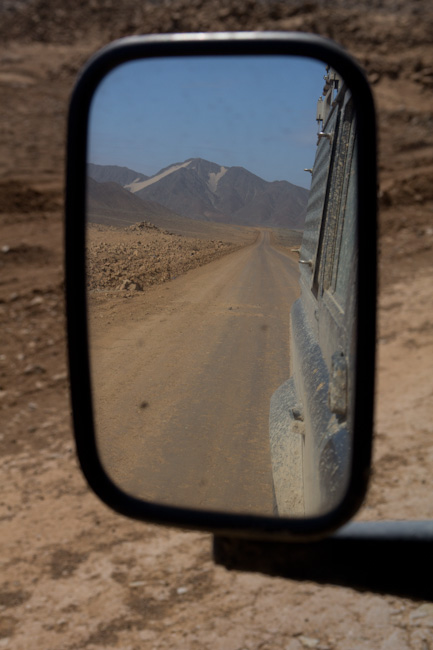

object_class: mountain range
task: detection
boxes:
[87,163,149,187]
[87,158,309,229]
[86,176,182,229]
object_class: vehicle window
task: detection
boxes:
[312,93,355,312]
[300,104,340,295]
[333,132,357,306]
[321,96,354,293]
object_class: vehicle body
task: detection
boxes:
[270,68,358,517]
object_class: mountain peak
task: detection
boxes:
[89,159,309,229]
[125,160,193,193]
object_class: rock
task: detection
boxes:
[29,296,44,306]
[409,604,433,626]
[52,372,67,382]
[299,637,320,648]
[23,364,46,375]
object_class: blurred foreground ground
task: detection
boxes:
[1,1,433,648]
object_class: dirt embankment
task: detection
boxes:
[1,1,433,648]
[86,222,252,293]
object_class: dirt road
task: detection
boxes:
[89,230,299,515]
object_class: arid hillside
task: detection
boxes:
[0,1,432,648]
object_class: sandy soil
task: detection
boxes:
[1,0,433,648]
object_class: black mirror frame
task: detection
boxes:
[65,31,377,541]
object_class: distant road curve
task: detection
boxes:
[89,229,300,516]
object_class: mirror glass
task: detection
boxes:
[86,55,357,518]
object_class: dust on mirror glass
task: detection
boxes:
[86,55,357,518]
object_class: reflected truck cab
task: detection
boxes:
[270,68,358,517]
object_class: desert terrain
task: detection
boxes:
[1,0,433,648]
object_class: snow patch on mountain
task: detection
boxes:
[126,160,192,193]
[207,166,228,193]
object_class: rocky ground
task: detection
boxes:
[1,0,433,648]
[86,222,251,293]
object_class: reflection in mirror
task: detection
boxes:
[86,55,357,518]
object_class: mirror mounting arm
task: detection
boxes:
[213,521,433,601]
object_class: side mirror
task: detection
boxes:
[66,32,377,540]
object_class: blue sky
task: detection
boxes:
[88,55,326,189]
